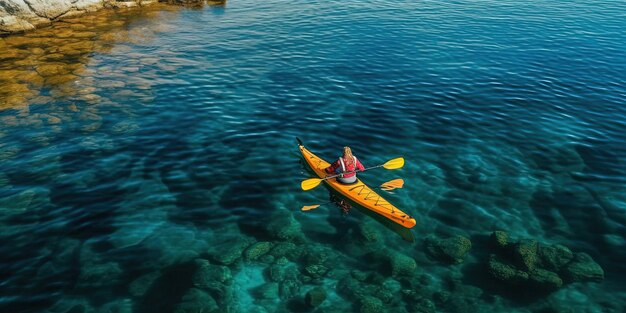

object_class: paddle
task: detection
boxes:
[300,179,405,211]
[300,157,405,191]
[380,178,404,191]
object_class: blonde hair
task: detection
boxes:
[342,146,355,167]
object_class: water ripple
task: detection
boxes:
[1,0,626,312]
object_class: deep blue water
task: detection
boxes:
[1,0,625,312]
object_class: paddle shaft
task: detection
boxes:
[321,164,383,181]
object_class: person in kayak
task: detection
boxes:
[325,146,365,184]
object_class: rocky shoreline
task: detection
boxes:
[0,0,219,35]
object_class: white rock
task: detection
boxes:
[22,0,74,19]
[0,0,148,34]
[73,0,102,12]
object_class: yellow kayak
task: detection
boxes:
[298,141,416,229]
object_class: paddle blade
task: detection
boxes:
[301,178,323,191]
[383,157,405,170]
[301,205,320,211]
[381,178,404,191]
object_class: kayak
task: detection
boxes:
[298,141,416,229]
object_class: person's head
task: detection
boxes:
[343,146,353,159]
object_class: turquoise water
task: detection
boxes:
[1,0,626,312]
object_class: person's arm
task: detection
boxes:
[355,157,365,171]
[325,159,341,174]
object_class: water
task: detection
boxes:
[1,0,625,312]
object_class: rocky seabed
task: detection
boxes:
[28,210,611,313]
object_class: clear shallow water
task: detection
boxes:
[1,0,626,312]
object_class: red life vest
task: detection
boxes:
[339,156,358,178]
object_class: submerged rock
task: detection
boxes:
[410,298,436,313]
[561,253,604,283]
[269,242,300,260]
[487,254,529,284]
[267,258,298,283]
[389,252,418,277]
[357,221,382,243]
[336,276,365,300]
[142,224,209,267]
[174,288,219,313]
[359,296,383,313]
[76,242,125,290]
[305,286,327,307]
[244,241,272,260]
[377,280,403,307]
[490,231,509,249]
[528,268,563,291]
[267,263,285,282]
[424,235,472,264]
[278,278,301,299]
[266,211,304,242]
[449,152,498,189]
[304,264,328,278]
[129,270,162,298]
[351,270,369,282]
[108,176,172,249]
[77,260,124,290]
[192,259,232,291]
[36,63,70,77]
[537,244,573,272]
[253,282,280,300]
[258,254,275,264]
[483,232,604,293]
[208,236,254,265]
[302,244,334,267]
[511,240,538,271]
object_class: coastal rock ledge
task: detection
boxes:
[0,0,207,34]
